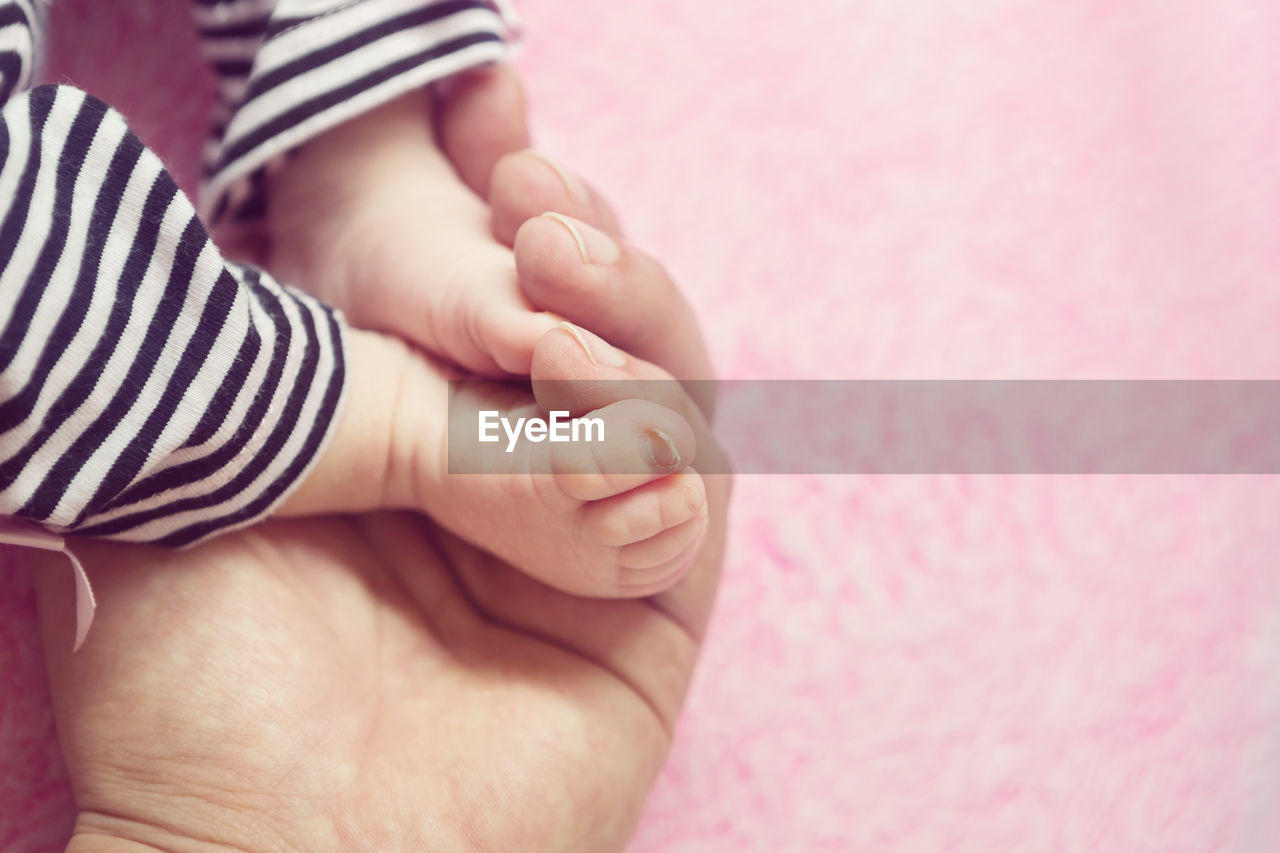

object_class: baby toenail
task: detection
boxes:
[558,322,627,366]
[646,428,682,471]
[541,212,620,265]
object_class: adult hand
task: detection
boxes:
[39,336,729,852]
[39,118,730,847]
[435,64,715,407]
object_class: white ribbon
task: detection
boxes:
[0,518,96,651]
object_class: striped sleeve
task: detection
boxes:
[0,84,347,547]
[0,0,40,104]
[193,0,518,224]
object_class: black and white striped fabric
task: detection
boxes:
[0,0,514,547]
[0,84,345,545]
[195,0,514,223]
[0,0,38,104]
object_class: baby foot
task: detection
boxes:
[276,319,709,597]
[264,89,556,376]
[407,322,710,597]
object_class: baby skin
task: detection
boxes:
[267,84,713,598]
[266,89,554,376]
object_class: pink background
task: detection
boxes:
[4,0,1280,849]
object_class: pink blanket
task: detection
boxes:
[4,1,1279,849]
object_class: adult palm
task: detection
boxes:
[41,452,727,852]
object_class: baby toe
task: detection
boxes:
[616,511,709,572]
[579,471,706,549]
[612,517,709,596]
[551,399,695,502]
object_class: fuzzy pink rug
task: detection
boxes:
[4,1,1280,850]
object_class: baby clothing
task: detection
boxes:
[0,0,515,643]
[0,0,512,541]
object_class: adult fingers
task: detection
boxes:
[489,149,623,246]
[432,63,531,199]
[516,217,716,416]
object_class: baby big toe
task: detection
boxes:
[550,399,695,502]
